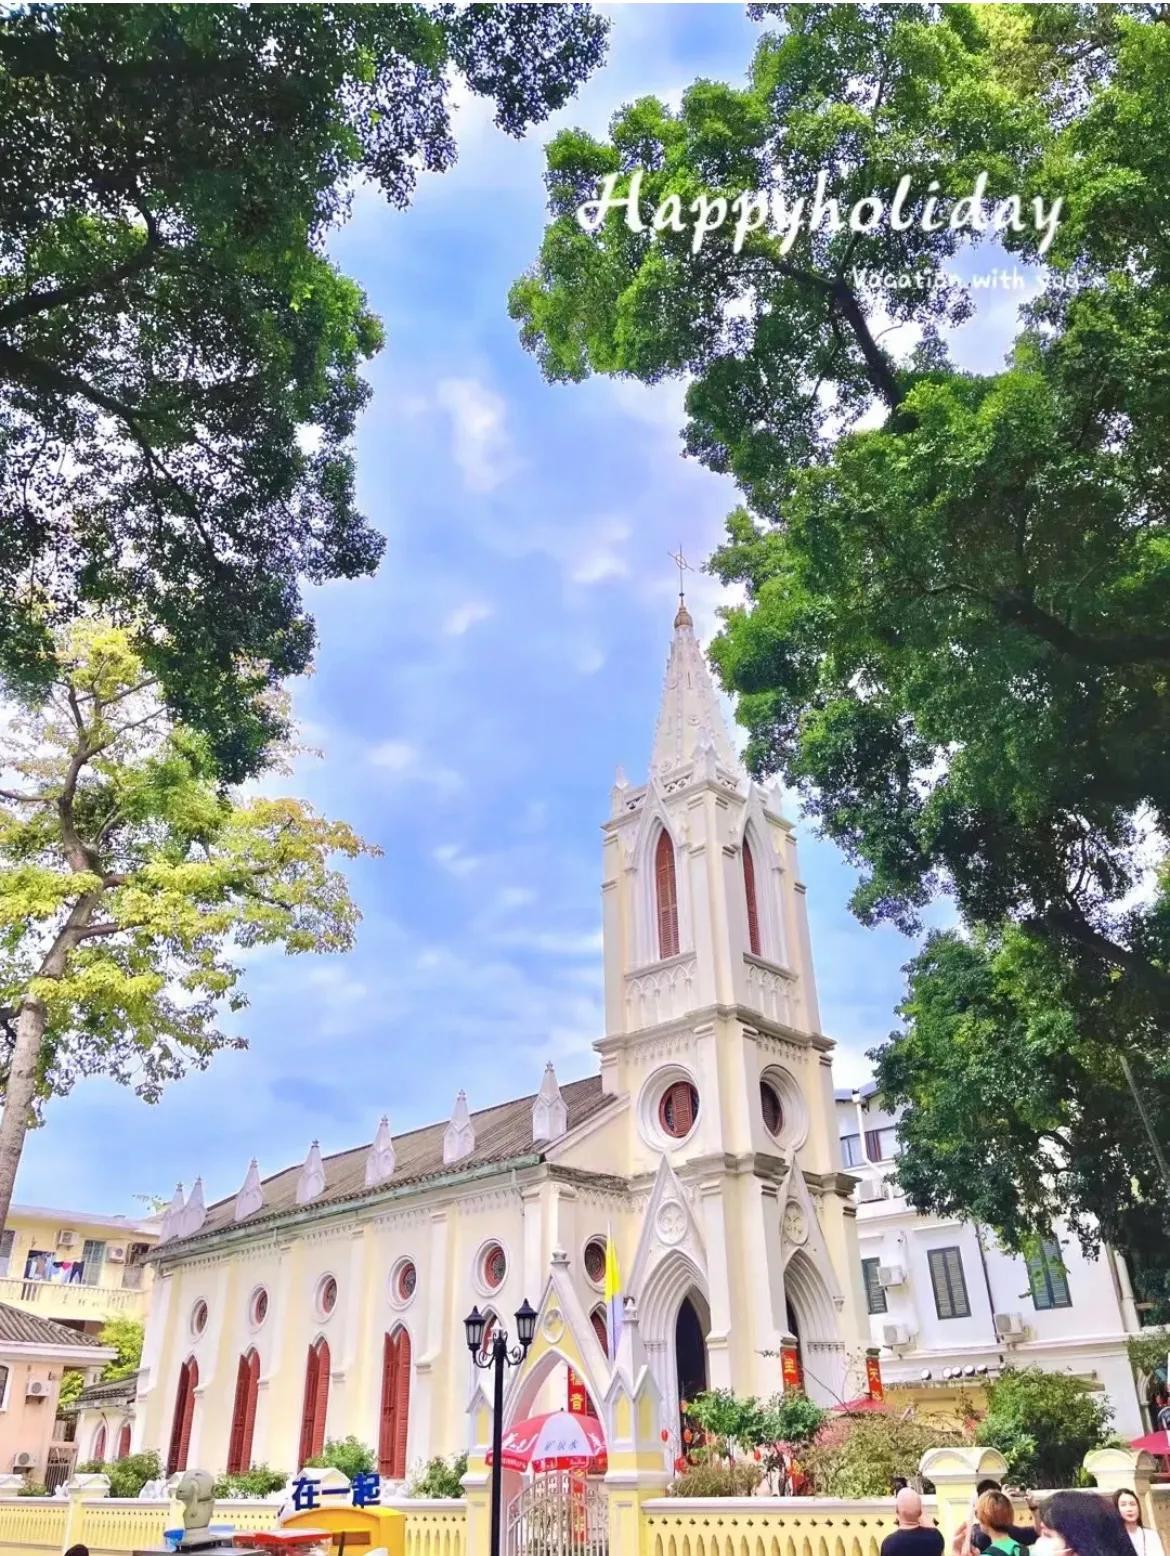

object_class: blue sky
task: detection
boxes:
[17,5,1036,1215]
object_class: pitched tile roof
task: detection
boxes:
[72,1373,138,1410]
[159,1073,616,1255]
[0,1301,109,1349]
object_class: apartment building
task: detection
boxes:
[0,1204,160,1336]
[836,1083,1148,1436]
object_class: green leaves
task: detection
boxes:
[0,3,607,777]
[977,1367,1114,1489]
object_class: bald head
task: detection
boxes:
[896,1488,924,1528]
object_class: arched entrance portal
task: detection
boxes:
[785,1249,845,1405]
[785,1299,806,1391]
[675,1293,708,1414]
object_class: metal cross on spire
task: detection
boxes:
[668,544,692,606]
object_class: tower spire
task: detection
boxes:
[650,557,739,777]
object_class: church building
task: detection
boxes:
[129,602,870,1483]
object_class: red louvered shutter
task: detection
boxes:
[227,1355,249,1473]
[378,1333,396,1475]
[655,831,679,959]
[311,1340,330,1459]
[298,1344,319,1468]
[175,1358,197,1473]
[743,839,761,956]
[93,1424,107,1462]
[241,1350,259,1471]
[391,1329,411,1480]
[116,1422,132,1460]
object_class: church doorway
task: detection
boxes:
[785,1299,806,1391]
[675,1293,708,1414]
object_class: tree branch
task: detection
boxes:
[994,591,1170,666]
[0,219,162,330]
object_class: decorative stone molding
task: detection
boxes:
[234,1159,264,1222]
[365,1115,396,1186]
[296,1141,326,1205]
[443,1091,475,1165]
[159,1184,185,1242]
[532,1063,568,1144]
[179,1178,206,1238]
[624,954,697,1029]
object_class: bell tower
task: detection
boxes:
[597,594,869,1406]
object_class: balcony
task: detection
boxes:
[0,1274,146,1322]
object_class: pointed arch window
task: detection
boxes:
[227,1348,260,1474]
[655,829,680,960]
[166,1356,198,1475]
[92,1422,107,1462]
[590,1306,609,1359]
[116,1421,132,1461]
[743,837,761,957]
[379,1327,412,1480]
[298,1338,330,1468]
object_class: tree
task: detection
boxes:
[0,621,375,1230]
[801,1410,964,1499]
[512,4,1170,1236]
[59,1313,145,1412]
[0,3,608,778]
[976,1367,1114,1489]
[304,1437,375,1479]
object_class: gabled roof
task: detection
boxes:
[157,1073,616,1255]
[72,1373,137,1411]
[0,1301,110,1350]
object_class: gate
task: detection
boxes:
[505,1470,607,1556]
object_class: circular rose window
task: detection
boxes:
[583,1238,607,1286]
[191,1299,208,1336]
[482,1244,506,1291]
[317,1275,338,1317]
[659,1081,699,1139]
[760,1079,784,1137]
[250,1287,269,1327]
[395,1261,417,1303]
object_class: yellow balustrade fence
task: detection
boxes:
[641,1496,903,1556]
[0,1497,280,1556]
[387,1498,468,1556]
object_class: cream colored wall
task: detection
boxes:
[0,1210,156,1327]
[0,1358,64,1480]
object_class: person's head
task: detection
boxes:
[64,1546,88,1556]
[1038,1492,1133,1556]
[1113,1491,1143,1529]
[977,1491,1016,1536]
[977,1480,1003,1497]
[896,1487,924,1528]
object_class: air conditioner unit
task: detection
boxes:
[858,1180,886,1203]
[994,1311,1027,1340]
[55,1230,77,1249]
[24,1380,47,1400]
[882,1323,914,1348]
[107,1246,126,1263]
[13,1452,34,1470]
[878,1264,906,1287]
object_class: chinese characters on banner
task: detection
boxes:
[780,1343,804,1392]
[291,1474,381,1512]
[566,1365,594,1417]
[866,1351,884,1402]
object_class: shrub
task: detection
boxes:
[802,1413,963,1498]
[407,1454,468,1498]
[304,1437,375,1480]
[212,1466,289,1499]
[77,1450,162,1499]
[16,1481,48,1497]
[976,1367,1113,1488]
[667,1461,763,1497]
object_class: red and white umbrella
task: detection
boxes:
[487,1411,607,1473]
[1130,1430,1170,1455]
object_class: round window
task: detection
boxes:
[583,1238,607,1286]
[191,1299,208,1337]
[250,1287,269,1327]
[482,1244,506,1291]
[396,1261,417,1303]
[659,1081,699,1139]
[760,1079,784,1137]
[317,1275,338,1317]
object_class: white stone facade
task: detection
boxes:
[836,1084,1147,1435]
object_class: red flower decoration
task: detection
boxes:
[753,1448,762,1461]
[683,1429,693,1444]
[674,1456,687,1472]
[660,1429,670,1443]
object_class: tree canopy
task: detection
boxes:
[0,2,608,778]
[0,621,375,1229]
[512,2,1170,1252]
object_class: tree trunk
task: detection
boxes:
[0,996,46,1234]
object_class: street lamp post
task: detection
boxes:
[465,1298,537,1556]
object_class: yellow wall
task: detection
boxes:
[0,1210,157,1330]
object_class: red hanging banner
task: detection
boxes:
[780,1344,804,1392]
[866,1351,884,1401]
[566,1366,591,1416]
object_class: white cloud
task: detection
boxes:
[572,644,606,676]
[496,886,537,911]
[489,926,603,957]
[571,552,628,586]
[436,378,520,493]
[432,842,482,878]
[443,600,495,637]
[369,739,419,773]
